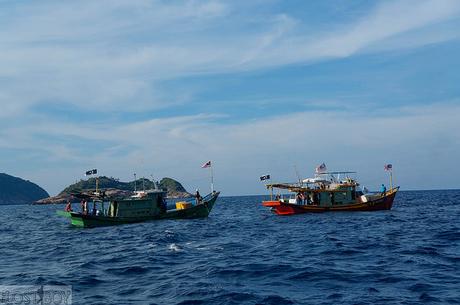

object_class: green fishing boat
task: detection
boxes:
[58,190,220,228]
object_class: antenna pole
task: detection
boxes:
[151,174,157,190]
[294,165,302,185]
[134,173,137,192]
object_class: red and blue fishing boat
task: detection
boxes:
[262,165,399,215]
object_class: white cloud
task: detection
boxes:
[237,0,460,68]
[0,0,459,116]
[3,102,459,195]
[322,0,460,56]
[1,0,460,194]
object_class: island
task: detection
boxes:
[0,173,49,205]
[34,176,192,204]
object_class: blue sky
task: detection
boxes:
[1,0,459,195]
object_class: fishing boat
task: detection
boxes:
[58,162,219,227]
[58,189,220,227]
[262,167,399,215]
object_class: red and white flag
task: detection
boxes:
[201,160,211,168]
[315,163,327,174]
[384,164,393,171]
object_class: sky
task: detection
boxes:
[1,0,459,196]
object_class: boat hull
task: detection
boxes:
[59,192,219,228]
[263,188,398,215]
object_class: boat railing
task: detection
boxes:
[174,191,216,206]
[201,193,214,202]
[361,186,399,201]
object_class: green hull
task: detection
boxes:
[58,192,219,228]
[56,210,72,218]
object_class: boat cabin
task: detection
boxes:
[268,172,361,207]
[107,190,167,217]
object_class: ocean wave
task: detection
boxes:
[0,191,459,304]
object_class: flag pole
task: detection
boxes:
[389,171,393,191]
[269,177,274,201]
[210,164,214,193]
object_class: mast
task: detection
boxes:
[294,165,302,185]
[151,174,158,190]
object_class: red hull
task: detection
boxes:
[263,188,398,215]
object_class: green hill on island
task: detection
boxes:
[35,176,192,204]
[60,176,188,195]
[0,173,49,205]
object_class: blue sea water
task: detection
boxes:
[0,190,459,305]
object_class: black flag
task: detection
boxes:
[85,169,97,176]
[260,174,270,181]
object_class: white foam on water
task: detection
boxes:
[168,243,182,252]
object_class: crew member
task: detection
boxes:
[195,189,202,204]
[296,192,303,205]
[83,200,88,215]
[65,201,72,212]
[380,184,387,196]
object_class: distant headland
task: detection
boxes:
[0,173,49,205]
[34,176,192,205]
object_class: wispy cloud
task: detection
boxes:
[1,0,459,194]
[3,101,459,194]
[1,0,459,116]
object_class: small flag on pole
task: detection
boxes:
[85,169,97,176]
[201,161,211,168]
[384,164,393,171]
[315,163,327,174]
[260,174,271,181]
[201,161,214,192]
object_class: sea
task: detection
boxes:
[0,190,459,305]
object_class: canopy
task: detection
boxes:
[315,171,357,175]
[302,177,330,184]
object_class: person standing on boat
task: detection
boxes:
[380,184,387,196]
[160,197,167,213]
[195,189,202,205]
[300,192,306,205]
[92,202,97,215]
[296,192,303,205]
[65,201,72,212]
[83,200,88,215]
